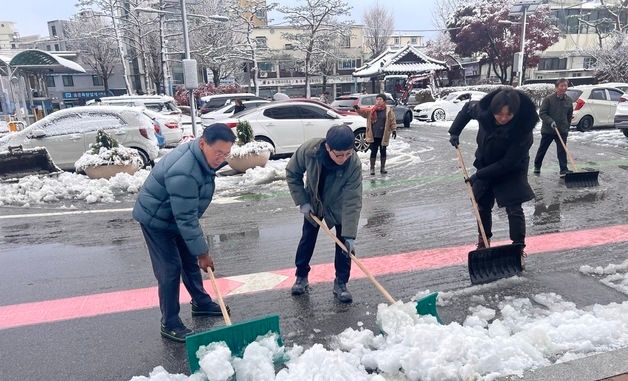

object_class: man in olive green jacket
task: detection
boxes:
[286,125,363,303]
[534,78,574,177]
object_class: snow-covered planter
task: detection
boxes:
[75,130,143,179]
[226,121,274,173]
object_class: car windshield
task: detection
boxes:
[444,93,458,101]
[566,90,583,100]
[332,99,357,107]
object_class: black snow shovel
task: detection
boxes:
[554,126,599,188]
[455,147,524,285]
[310,214,441,322]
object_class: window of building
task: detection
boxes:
[284,43,294,50]
[393,37,400,45]
[583,56,596,69]
[337,59,358,70]
[46,45,51,51]
[92,75,104,86]
[255,37,268,49]
[62,75,74,87]
[51,25,57,37]
[54,44,60,51]
[340,35,351,48]
[45,76,56,88]
[258,61,274,72]
[411,37,417,44]
[255,9,267,20]
[537,58,567,71]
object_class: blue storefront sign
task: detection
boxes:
[63,91,108,99]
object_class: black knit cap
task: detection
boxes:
[326,125,354,151]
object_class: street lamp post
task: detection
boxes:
[507,0,542,87]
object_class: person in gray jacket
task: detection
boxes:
[133,123,235,342]
[286,125,363,303]
[533,78,574,177]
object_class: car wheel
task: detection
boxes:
[577,115,593,132]
[622,129,628,138]
[132,148,151,168]
[353,129,369,152]
[254,136,276,159]
[432,108,446,122]
[403,111,412,128]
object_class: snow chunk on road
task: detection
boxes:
[581,259,628,295]
[0,170,149,207]
[131,293,628,381]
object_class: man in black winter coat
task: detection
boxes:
[448,88,538,249]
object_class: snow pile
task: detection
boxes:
[229,141,274,158]
[0,170,149,206]
[215,158,288,197]
[74,146,143,172]
[580,259,628,295]
[131,293,628,381]
[569,130,628,149]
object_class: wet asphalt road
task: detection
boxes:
[0,123,627,380]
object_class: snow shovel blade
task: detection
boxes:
[185,314,281,374]
[415,292,442,323]
[564,170,599,188]
[468,244,523,285]
[0,145,61,181]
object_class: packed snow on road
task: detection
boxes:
[132,261,628,381]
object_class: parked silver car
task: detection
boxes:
[0,106,159,170]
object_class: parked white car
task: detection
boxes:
[567,85,624,131]
[414,91,487,121]
[613,93,628,137]
[217,101,368,155]
[200,100,270,125]
[0,106,159,170]
[142,109,183,147]
[199,93,264,114]
[599,82,628,93]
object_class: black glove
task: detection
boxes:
[449,134,459,147]
[465,173,478,185]
[392,130,397,139]
[342,237,355,257]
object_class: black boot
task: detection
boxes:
[369,158,376,176]
[380,156,387,174]
[291,276,309,295]
[191,301,230,317]
[333,279,353,303]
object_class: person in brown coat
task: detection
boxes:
[354,93,397,175]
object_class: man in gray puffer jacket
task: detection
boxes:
[133,123,235,342]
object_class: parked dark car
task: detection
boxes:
[331,93,414,127]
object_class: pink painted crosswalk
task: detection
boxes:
[1,223,628,330]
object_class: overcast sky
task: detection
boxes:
[2,0,440,40]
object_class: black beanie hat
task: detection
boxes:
[326,125,354,151]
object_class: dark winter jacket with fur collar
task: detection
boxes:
[448,88,539,207]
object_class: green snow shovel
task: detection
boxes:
[554,126,599,188]
[455,146,524,285]
[185,266,282,374]
[310,214,441,323]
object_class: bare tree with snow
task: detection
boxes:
[279,0,353,98]
[77,0,134,93]
[64,12,120,94]
[363,2,394,58]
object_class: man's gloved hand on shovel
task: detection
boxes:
[342,237,355,257]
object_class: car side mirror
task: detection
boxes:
[28,129,46,139]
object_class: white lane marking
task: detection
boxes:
[0,197,241,220]
[0,208,133,220]
[225,272,289,295]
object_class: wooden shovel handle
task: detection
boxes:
[309,214,397,305]
[455,147,490,248]
[206,266,232,325]
[553,126,579,171]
